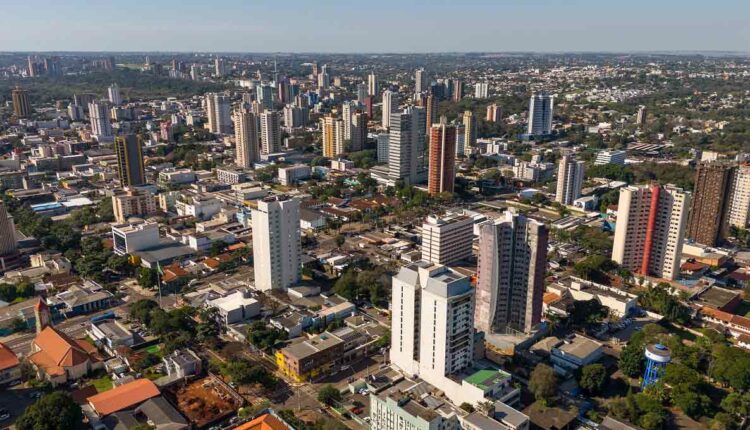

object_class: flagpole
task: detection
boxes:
[156,262,163,308]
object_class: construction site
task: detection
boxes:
[166,375,244,428]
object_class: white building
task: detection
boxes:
[107,84,121,105]
[474,82,489,99]
[175,195,221,220]
[368,72,378,96]
[252,196,301,291]
[377,133,389,163]
[727,164,750,229]
[555,155,585,205]
[88,101,113,139]
[594,150,626,166]
[388,107,426,185]
[112,221,160,255]
[612,184,690,280]
[208,290,261,325]
[278,164,311,186]
[421,214,474,266]
[382,90,398,129]
[513,161,554,182]
[550,335,603,374]
[205,93,231,134]
[158,168,196,186]
[527,93,553,136]
[260,111,282,154]
[234,109,259,168]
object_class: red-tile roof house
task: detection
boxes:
[28,326,103,385]
[87,378,161,417]
[235,413,295,430]
[0,341,20,385]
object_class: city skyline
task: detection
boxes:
[2,0,749,53]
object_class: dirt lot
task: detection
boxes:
[169,376,242,428]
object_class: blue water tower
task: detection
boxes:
[642,343,671,388]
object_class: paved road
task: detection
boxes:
[0,384,37,429]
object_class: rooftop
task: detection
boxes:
[554,335,602,359]
[87,378,160,416]
[463,368,512,390]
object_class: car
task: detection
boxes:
[28,391,42,399]
[0,409,10,421]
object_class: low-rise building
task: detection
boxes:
[275,331,345,382]
[278,164,311,186]
[29,326,103,385]
[86,378,161,418]
[112,188,159,223]
[547,277,638,317]
[163,348,202,378]
[89,319,134,353]
[0,341,20,385]
[208,289,261,325]
[112,221,160,255]
[550,335,603,375]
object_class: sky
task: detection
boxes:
[2,0,749,53]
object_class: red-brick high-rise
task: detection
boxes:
[428,117,456,195]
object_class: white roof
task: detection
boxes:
[208,290,257,312]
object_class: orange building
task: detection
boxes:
[427,118,457,195]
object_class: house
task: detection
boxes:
[28,326,103,385]
[88,320,135,354]
[87,378,161,417]
[300,209,326,230]
[207,289,261,325]
[270,310,314,338]
[163,349,202,378]
[234,411,296,430]
[550,335,603,375]
[49,282,114,317]
[0,297,42,335]
[0,341,20,385]
[102,396,188,430]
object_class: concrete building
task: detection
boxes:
[463,110,477,149]
[612,184,690,280]
[88,100,113,139]
[474,82,489,99]
[687,162,734,246]
[388,107,426,185]
[205,92,231,134]
[107,83,121,105]
[636,106,648,127]
[475,211,548,334]
[234,109,259,168]
[527,93,553,136]
[275,330,345,383]
[382,90,398,128]
[350,111,368,152]
[252,196,301,291]
[260,111,282,154]
[278,164,311,186]
[12,86,31,118]
[727,164,750,230]
[112,188,158,223]
[112,221,160,255]
[0,342,20,385]
[377,133,390,163]
[208,290,261,325]
[321,115,345,158]
[594,150,626,166]
[427,118,457,195]
[368,72,378,96]
[486,103,502,122]
[415,68,428,94]
[513,161,554,182]
[115,134,145,187]
[550,335,603,374]
[390,261,474,380]
[0,202,18,268]
[421,214,474,266]
[555,155,584,205]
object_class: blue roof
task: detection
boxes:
[30,201,63,211]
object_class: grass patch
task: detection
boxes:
[92,376,113,392]
[659,321,698,342]
[145,344,162,356]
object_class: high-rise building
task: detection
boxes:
[205,93,231,134]
[474,82,489,99]
[421,213,473,265]
[234,109,259,169]
[363,95,374,118]
[452,79,463,102]
[88,100,113,138]
[282,104,307,129]
[612,184,690,280]
[350,112,368,153]
[214,57,227,77]
[43,57,62,77]
[356,83,368,102]
[390,261,474,379]
[555,155,585,205]
[636,106,648,127]
[455,124,465,157]
[0,202,18,258]
[368,72,378,96]
[341,101,357,141]
[727,164,750,230]
[108,83,121,105]
[377,133,389,163]
[317,72,330,90]
[67,104,84,121]
[462,110,477,149]
[112,188,158,223]
[74,93,96,107]
[475,211,548,334]
[427,117,457,195]
[415,68,427,94]
[115,135,146,187]
[321,115,344,158]
[594,150,627,166]
[425,95,438,136]
[388,107,426,185]
[252,196,301,291]
[257,84,275,110]
[260,111,282,154]
[11,86,31,118]
[381,90,398,128]
[686,162,734,246]
[190,64,199,80]
[527,93,554,136]
[486,103,502,122]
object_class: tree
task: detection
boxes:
[711,412,738,430]
[568,299,608,327]
[459,402,475,413]
[16,391,83,430]
[196,307,224,347]
[335,235,345,248]
[318,385,342,406]
[671,385,711,419]
[129,299,159,325]
[529,364,557,405]
[579,363,607,395]
[223,359,277,386]
[138,267,158,289]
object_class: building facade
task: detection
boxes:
[205,92,231,134]
[555,155,585,205]
[252,196,301,291]
[115,134,146,187]
[421,214,474,266]
[527,93,553,136]
[687,162,734,246]
[427,118,457,195]
[234,109,260,168]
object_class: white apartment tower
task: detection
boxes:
[475,211,548,334]
[88,100,113,138]
[388,107,426,185]
[251,196,301,291]
[390,261,474,378]
[555,155,585,205]
[611,184,690,281]
[474,82,489,99]
[382,90,398,128]
[206,93,231,134]
[233,109,259,168]
[415,68,428,94]
[527,93,554,135]
[727,164,750,229]
[260,111,282,154]
[108,83,121,105]
[421,214,474,266]
[368,72,378,96]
